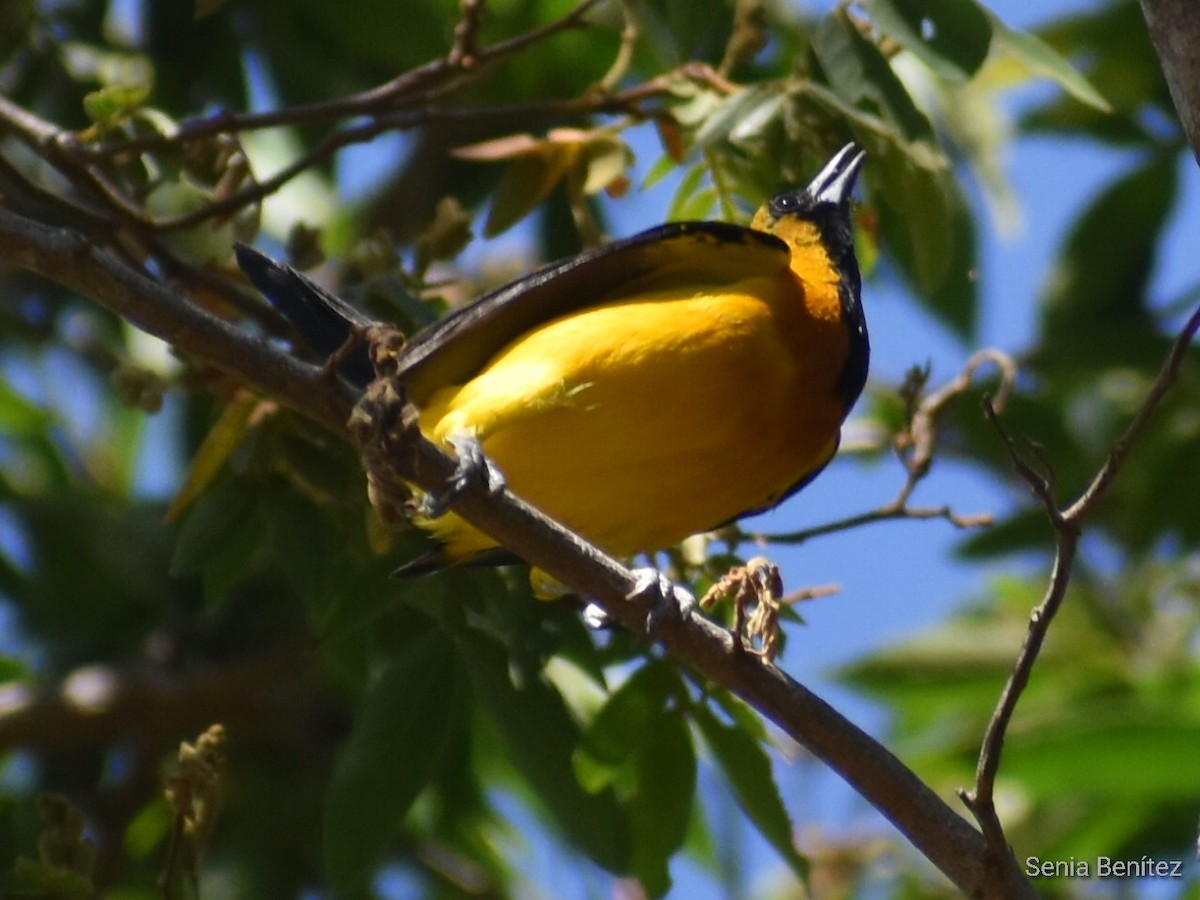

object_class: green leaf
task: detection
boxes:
[667,161,713,221]
[1032,797,1181,864]
[0,377,52,435]
[1014,4,1159,143]
[989,13,1110,112]
[838,615,1027,732]
[8,858,93,900]
[574,660,680,792]
[889,147,954,296]
[0,654,29,682]
[643,151,680,191]
[261,486,342,619]
[166,390,260,524]
[324,628,462,894]
[82,83,150,123]
[920,188,978,337]
[710,688,769,741]
[123,796,173,860]
[694,84,780,150]
[694,705,807,878]
[873,138,974,325]
[630,709,696,897]
[812,11,935,142]
[169,476,263,597]
[579,134,634,195]
[484,150,572,238]
[457,628,632,873]
[863,0,992,82]
[663,0,736,62]
[729,91,788,145]
[1040,154,1177,367]
[1003,720,1200,799]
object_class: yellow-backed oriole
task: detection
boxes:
[237,142,868,575]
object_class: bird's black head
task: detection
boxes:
[760,143,865,281]
[755,143,869,408]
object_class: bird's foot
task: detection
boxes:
[627,567,696,632]
[418,432,506,518]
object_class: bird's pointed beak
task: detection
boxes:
[807,143,866,206]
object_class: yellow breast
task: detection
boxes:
[415,271,851,563]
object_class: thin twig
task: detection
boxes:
[961,303,1200,857]
[596,0,639,93]
[903,349,1018,484]
[749,503,992,549]
[448,0,489,68]
[0,92,60,145]
[69,0,609,159]
[0,0,619,241]
[1066,302,1200,522]
[0,150,115,231]
[747,349,1016,547]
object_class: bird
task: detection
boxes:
[236,142,868,577]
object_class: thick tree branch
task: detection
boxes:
[0,207,1032,898]
[0,208,352,432]
[348,350,1031,899]
[1138,0,1200,164]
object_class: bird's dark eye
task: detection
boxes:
[769,192,804,217]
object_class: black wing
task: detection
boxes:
[396,221,790,402]
[237,222,790,399]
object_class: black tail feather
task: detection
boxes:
[391,546,524,579]
[235,243,376,387]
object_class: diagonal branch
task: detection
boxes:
[0,200,1034,900]
[0,207,353,432]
